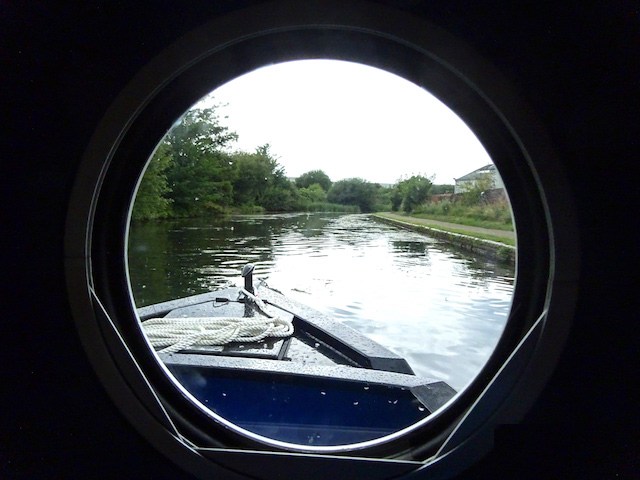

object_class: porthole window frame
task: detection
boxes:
[64,2,579,479]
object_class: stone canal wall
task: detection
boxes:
[372,214,516,264]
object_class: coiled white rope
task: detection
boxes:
[142,289,294,354]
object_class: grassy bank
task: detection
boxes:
[373,213,515,264]
[409,221,515,246]
[375,213,516,247]
[411,200,514,232]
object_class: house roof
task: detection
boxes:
[454,164,496,182]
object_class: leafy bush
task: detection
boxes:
[327,178,379,213]
[413,199,513,230]
[388,174,434,213]
[295,170,332,192]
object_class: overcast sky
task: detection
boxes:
[197,59,492,185]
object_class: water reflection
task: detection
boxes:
[128,213,514,390]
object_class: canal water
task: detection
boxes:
[128,213,514,391]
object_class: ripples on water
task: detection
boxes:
[128,213,514,390]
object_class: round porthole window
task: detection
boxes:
[125,57,515,451]
[65,2,578,479]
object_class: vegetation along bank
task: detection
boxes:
[373,213,516,264]
[132,100,481,220]
[132,98,516,264]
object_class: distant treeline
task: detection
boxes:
[132,103,453,220]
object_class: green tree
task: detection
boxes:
[164,105,238,216]
[165,106,238,156]
[327,178,378,213]
[401,175,434,213]
[231,148,278,207]
[231,144,297,211]
[388,174,434,213]
[295,169,332,192]
[167,151,234,216]
[261,174,298,211]
[459,173,494,206]
[389,184,404,211]
[131,142,174,220]
[297,183,327,204]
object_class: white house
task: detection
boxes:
[454,164,504,194]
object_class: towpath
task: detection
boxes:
[377,213,516,240]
